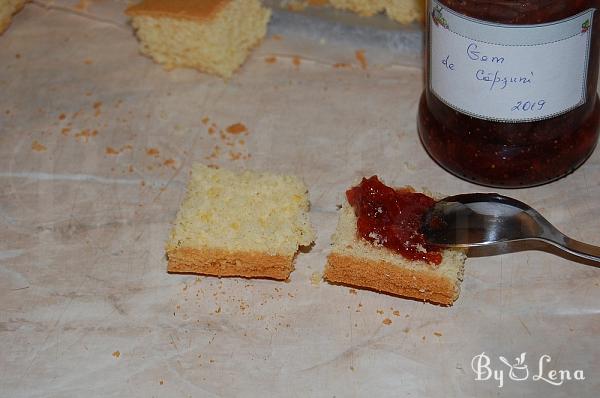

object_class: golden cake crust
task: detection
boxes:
[1,0,28,34]
[167,247,294,280]
[126,0,230,21]
[324,253,460,306]
[126,0,271,78]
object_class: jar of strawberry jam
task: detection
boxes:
[418,0,600,187]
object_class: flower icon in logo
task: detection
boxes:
[499,353,529,381]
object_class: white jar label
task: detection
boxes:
[429,1,595,122]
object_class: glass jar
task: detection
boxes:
[418,0,600,188]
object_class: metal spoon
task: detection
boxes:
[422,193,600,263]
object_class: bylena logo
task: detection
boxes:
[471,352,585,388]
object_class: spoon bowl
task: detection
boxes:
[422,193,600,263]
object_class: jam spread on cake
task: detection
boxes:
[346,176,442,265]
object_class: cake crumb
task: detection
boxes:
[93,101,102,117]
[271,34,283,41]
[355,50,368,69]
[310,271,321,286]
[163,159,176,168]
[106,147,119,155]
[382,318,392,325]
[229,151,242,160]
[146,148,160,157]
[333,63,351,69]
[31,140,47,152]
[159,380,164,385]
[348,288,357,295]
[415,243,427,253]
[226,123,247,134]
[74,0,91,12]
[376,309,384,315]
[292,56,301,67]
[265,56,277,64]
[393,310,400,316]
[74,129,98,142]
[434,332,443,337]
[58,113,66,120]
[112,350,120,358]
[202,116,210,125]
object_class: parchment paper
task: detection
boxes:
[1,1,599,397]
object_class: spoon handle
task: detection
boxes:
[542,235,600,263]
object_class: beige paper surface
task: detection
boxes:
[1,1,598,397]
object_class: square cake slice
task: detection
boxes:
[126,0,271,78]
[327,0,425,24]
[1,0,28,34]
[324,177,466,305]
[166,164,315,280]
[384,0,425,24]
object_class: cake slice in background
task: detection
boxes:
[324,177,466,305]
[383,0,425,24]
[166,164,315,280]
[328,0,425,24]
[0,0,28,34]
[126,0,271,78]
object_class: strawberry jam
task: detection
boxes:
[346,176,442,265]
[418,0,600,187]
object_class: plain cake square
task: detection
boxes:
[126,0,271,78]
[166,164,315,280]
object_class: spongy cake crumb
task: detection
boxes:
[328,0,425,24]
[167,164,315,256]
[0,0,28,34]
[126,0,271,78]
